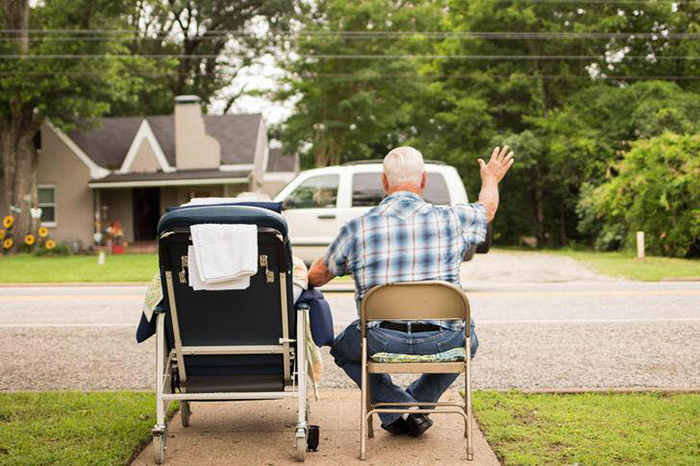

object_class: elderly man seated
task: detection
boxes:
[307,145,513,437]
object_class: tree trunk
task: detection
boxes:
[559,203,568,247]
[1,125,39,242]
[1,0,41,248]
[532,171,544,247]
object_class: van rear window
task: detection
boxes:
[351,172,450,207]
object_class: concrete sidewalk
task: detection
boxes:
[132,389,501,466]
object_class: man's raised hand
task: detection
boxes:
[478,145,515,184]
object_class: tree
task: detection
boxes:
[578,132,700,257]
[0,0,133,243]
[113,0,296,116]
[276,0,443,168]
[414,0,698,246]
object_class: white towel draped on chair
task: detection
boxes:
[188,223,258,290]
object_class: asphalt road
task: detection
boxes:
[1,278,698,391]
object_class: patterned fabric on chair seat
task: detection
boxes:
[370,347,466,363]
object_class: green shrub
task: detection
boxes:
[578,132,700,257]
[33,242,73,257]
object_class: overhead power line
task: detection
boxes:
[1,53,699,61]
[1,31,700,40]
[1,70,699,81]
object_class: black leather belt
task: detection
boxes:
[379,322,441,333]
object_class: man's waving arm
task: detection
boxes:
[477,145,515,223]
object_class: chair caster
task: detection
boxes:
[294,428,307,462]
[180,401,191,427]
[153,426,167,464]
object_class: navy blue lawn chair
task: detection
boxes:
[151,204,312,463]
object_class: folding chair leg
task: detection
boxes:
[360,338,368,460]
[465,345,474,461]
[154,313,168,464]
[295,308,309,462]
[366,385,374,438]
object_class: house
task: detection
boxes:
[0,96,298,248]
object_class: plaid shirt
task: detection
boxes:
[323,191,488,330]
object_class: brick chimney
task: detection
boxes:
[174,95,220,170]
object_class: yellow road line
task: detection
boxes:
[0,294,143,302]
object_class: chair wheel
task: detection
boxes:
[153,429,166,464]
[181,401,191,427]
[307,425,320,451]
[295,433,307,462]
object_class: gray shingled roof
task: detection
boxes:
[268,148,298,172]
[69,113,263,169]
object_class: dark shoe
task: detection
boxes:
[381,416,410,435]
[406,413,433,437]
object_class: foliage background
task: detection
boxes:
[1,0,698,257]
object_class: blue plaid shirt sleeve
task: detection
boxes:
[453,202,488,247]
[323,221,355,277]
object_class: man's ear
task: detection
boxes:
[420,172,427,190]
[381,173,389,194]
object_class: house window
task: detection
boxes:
[38,186,56,225]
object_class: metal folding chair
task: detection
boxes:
[359,281,473,460]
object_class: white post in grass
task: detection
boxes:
[98,251,106,265]
[636,231,645,261]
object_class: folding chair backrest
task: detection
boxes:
[157,204,295,389]
[361,281,469,327]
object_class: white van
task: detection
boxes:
[274,160,489,264]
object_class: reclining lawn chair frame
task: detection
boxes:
[151,204,311,463]
[359,281,474,460]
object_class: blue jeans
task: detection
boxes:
[330,319,478,426]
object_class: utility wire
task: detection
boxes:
[1,53,699,61]
[1,70,699,80]
[1,31,699,39]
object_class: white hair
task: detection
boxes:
[383,146,425,188]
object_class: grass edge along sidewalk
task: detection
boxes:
[1,391,699,465]
[0,391,177,466]
[474,390,700,465]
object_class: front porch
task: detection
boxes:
[89,169,251,245]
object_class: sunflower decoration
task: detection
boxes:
[3,238,13,250]
[38,227,49,238]
[2,215,13,229]
[45,239,56,250]
[25,234,36,246]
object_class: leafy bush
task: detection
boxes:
[578,133,700,257]
[32,242,72,257]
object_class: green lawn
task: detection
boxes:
[546,249,700,281]
[1,249,697,283]
[0,391,174,466]
[474,391,700,465]
[0,253,158,283]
